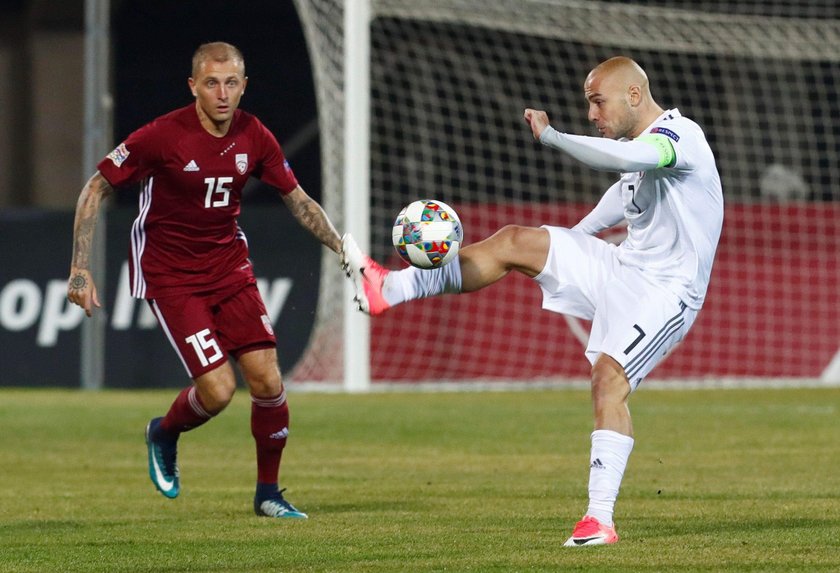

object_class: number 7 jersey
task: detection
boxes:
[97,104,299,299]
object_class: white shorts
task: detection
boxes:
[534,226,697,390]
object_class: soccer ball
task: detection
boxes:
[392,199,463,269]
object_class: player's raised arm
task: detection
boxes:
[281,185,342,254]
[525,108,670,173]
[539,126,672,172]
[68,171,113,317]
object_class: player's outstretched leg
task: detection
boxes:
[254,487,308,519]
[341,233,392,315]
[563,516,619,547]
[145,417,180,499]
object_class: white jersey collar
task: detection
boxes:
[626,108,682,142]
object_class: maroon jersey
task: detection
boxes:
[98,104,298,298]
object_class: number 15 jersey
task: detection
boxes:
[97,104,299,299]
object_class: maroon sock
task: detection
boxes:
[159,386,213,436]
[251,390,289,486]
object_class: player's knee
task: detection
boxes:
[237,349,283,397]
[245,368,283,398]
[197,375,236,413]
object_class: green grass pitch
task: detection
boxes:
[0,386,838,572]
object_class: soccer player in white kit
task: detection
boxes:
[342,56,724,545]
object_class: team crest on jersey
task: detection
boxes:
[235,153,248,175]
[106,143,130,167]
[261,314,274,336]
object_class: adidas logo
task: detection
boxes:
[183,160,200,172]
[269,427,289,440]
[590,458,606,470]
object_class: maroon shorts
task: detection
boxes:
[148,283,277,379]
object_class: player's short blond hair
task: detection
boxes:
[191,42,245,78]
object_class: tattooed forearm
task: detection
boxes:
[284,189,341,253]
[73,210,97,269]
[71,173,113,269]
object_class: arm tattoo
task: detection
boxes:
[73,210,97,269]
[285,192,341,253]
[72,175,113,269]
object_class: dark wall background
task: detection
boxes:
[112,0,321,204]
[0,0,321,208]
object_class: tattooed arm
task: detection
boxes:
[281,185,342,254]
[67,171,114,317]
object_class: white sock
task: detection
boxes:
[383,256,462,306]
[585,429,634,527]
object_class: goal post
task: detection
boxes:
[80,0,112,390]
[342,0,372,392]
[291,0,840,390]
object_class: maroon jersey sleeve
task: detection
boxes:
[251,120,299,195]
[97,120,165,188]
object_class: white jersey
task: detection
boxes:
[614,109,723,309]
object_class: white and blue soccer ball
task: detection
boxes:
[392,199,463,269]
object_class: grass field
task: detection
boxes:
[0,386,838,572]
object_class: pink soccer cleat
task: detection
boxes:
[563,516,619,547]
[340,233,391,316]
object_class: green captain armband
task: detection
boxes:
[636,133,676,168]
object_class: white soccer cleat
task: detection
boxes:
[340,233,391,316]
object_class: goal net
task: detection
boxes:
[291,0,840,388]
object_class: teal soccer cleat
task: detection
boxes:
[254,488,308,519]
[145,417,180,499]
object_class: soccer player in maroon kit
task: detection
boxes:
[67,42,343,518]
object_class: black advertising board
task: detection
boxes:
[0,206,320,388]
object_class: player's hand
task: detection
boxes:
[523,108,550,140]
[67,268,101,317]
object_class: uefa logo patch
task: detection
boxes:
[650,127,680,142]
[235,153,248,175]
[261,314,274,336]
[106,143,130,167]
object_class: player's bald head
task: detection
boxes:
[585,56,651,101]
[583,56,663,139]
[191,42,245,79]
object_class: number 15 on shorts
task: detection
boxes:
[185,328,224,367]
